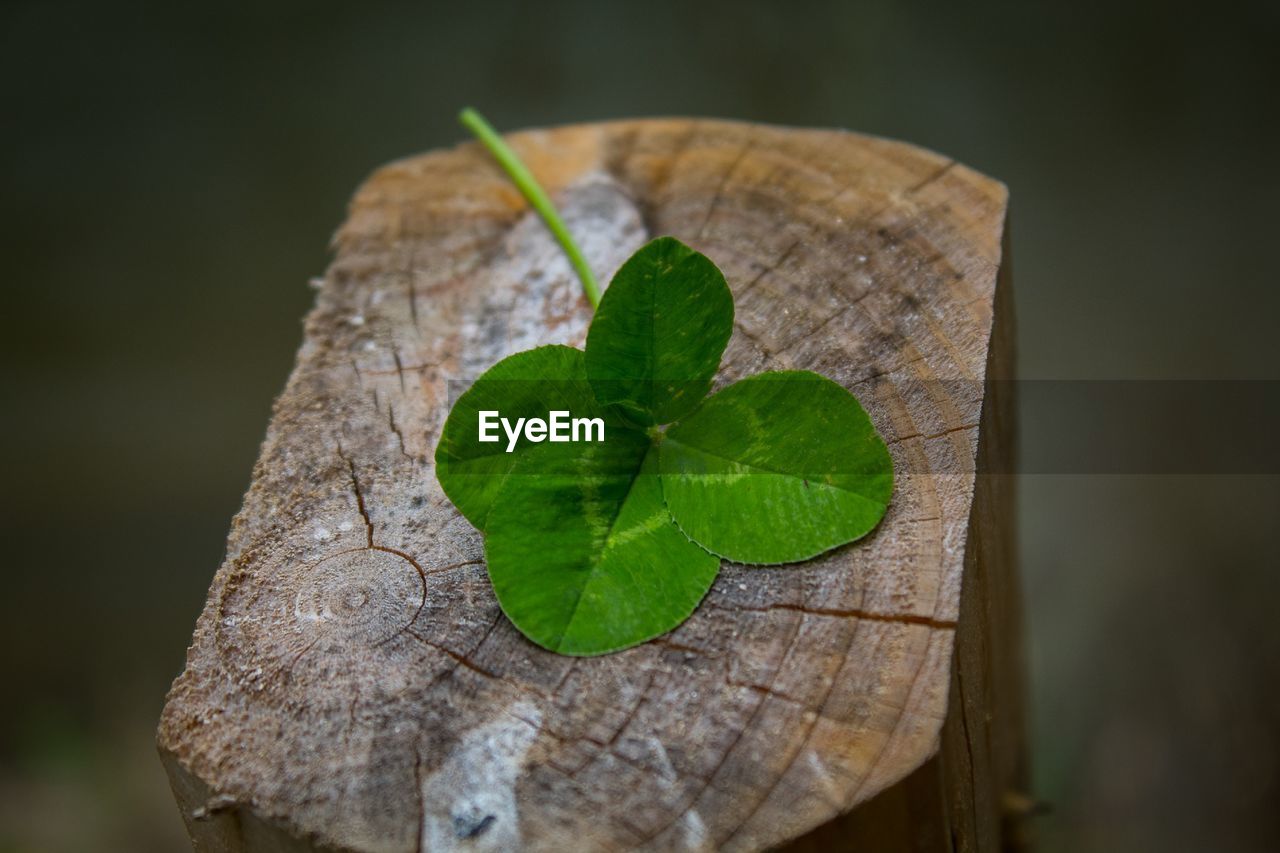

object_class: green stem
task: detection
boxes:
[459,107,601,309]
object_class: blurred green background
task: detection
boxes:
[1,2,1277,850]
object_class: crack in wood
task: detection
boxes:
[697,136,756,239]
[717,583,879,848]
[405,628,503,682]
[337,445,375,549]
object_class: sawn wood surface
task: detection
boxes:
[158,118,1019,852]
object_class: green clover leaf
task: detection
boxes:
[585,236,734,425]
[485,445,720,655]
[658,371,893,564]
[436,345,624,530]
[433,110,893,656]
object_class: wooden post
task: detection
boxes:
[158,119,1022,852]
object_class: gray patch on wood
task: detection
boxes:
[455,172,648,378]
[418,702,543,852]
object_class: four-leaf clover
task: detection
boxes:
[436,237,892,655]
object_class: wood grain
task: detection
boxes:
[158,119,1018,852]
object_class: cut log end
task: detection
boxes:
[158,119,1019,852]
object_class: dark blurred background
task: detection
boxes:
[2,2,1277,850]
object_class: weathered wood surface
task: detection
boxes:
[158,118,1019,851]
